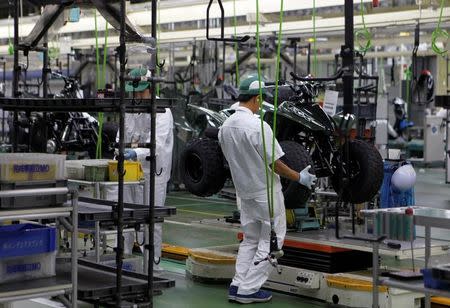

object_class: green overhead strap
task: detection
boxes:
[312,0,317,76]
[94,11,108,159]
[94,12,100,89]
[355,0,372,55]
[256,0,284,220]
[255,0,272,215]
[269,0,284,218]
[431,0,448,57]
[8,15,13,56]
[233,0,240,86]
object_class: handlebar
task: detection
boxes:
[290,69,344,82]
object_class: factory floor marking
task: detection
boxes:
[177,209,227,217]
[167,195,235,205]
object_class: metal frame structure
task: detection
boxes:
[0,187,78,307]
[362,207,450,308]
[2,1,171,307]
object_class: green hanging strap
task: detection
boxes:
[255,0,272,218]
[233,0,240,86]
[256,0,284,222]
[252,0,286,266]
[94,12,101,89]
[95,12,108,159]
[269,0,284,219]
[355,0,372,55]
[431,0,448,57]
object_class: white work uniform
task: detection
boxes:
[107,108,174,259]
[218,106,286,295]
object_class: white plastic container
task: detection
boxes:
[0,153,66,181]
[65,159,110,180]
[0,251,56,283]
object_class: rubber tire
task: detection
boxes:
[181,138,227,197]
[279,141,314,209]
[101,122,119,159]
[332,139,384,204]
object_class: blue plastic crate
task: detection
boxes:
[380,161,415,208]
[0,224,56,258]
[421,268,450,291]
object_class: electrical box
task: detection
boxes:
[424,115,445,163]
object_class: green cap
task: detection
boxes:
[125,68,151,93]
[239,75,267,96]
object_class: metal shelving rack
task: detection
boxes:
[2,0,169,307]
[363,207,450,308]
[0,187,78,307]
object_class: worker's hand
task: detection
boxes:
[124,149,137,161]
[298,165,317,189]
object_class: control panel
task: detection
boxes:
[294,269,321,289]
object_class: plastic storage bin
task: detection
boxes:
[0,224,57,283]
[0,153,66,181]
[108,161,144,182]
[84,164,109,182]
[86,254,143,273]
[65,159,110,180]
[421,268,450,291]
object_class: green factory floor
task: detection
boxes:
[155,167,450,307]
[156,192,327,307]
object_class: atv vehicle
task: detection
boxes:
[181,79,384,208]
[9,72,118,158]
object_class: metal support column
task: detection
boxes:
[425,225,431,308]
[12,0,20,152]
[148,0,159,306]
[372,242,379,308]
[116,0,127,305]
[71,191,78,307]
[342,0,354,115]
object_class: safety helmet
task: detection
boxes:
[391,164,416,192]
[125,68,152,93]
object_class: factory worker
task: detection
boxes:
[218,75,316,304]
[110,67,174,271]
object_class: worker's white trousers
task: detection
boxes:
[232,191,286,295]
[106,182,167,259]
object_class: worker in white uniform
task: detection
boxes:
[111,68,174,270]
[219,75,316,304]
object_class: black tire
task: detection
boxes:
[332,139,384,204]
[279,141,314,209]
[101,122,119,159]
[181,138,227,197]
[101,122,119,143]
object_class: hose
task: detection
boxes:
[431,0,448,57]
[355,0,372,56]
